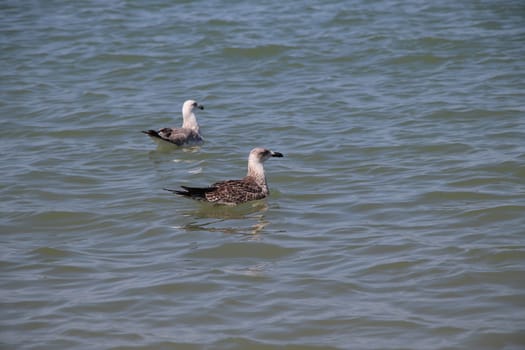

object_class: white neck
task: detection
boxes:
[182,111,199,132]
[247,158,268,191]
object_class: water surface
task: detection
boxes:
[1,1,525,349]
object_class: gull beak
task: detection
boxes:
[197,104,204,110]
[271,151,283,158]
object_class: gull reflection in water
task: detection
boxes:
[180,200,270,238]
[147,146,205,179]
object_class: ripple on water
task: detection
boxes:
[1,0,525,349]
[186,242,299,260]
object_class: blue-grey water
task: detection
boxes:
[1,1,525,349]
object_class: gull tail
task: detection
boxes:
[142,130,162,139]
[164,186,213,201]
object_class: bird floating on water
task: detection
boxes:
[164,147,284,206]
[142,99,204,146]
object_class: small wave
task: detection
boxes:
[31,246,72,258]
[185,242,298,260]
[455,204,525,222]
[387,54,448,65]
[223,44,295,58]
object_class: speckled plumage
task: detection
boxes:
[165,148,283,206]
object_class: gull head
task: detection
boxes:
[249,147,284,163]
[182,99,204,115]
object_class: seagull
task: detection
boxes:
[164,147,284,205]
[142,99,204,146]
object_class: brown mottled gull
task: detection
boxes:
[164,147,284,205]
[142,99,204,146]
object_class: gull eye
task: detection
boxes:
[192,102,198,107]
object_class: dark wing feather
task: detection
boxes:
[164,186,214,201]
[141,129,163,139]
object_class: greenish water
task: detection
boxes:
[1,1,525,349]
